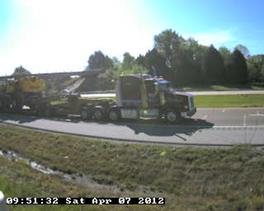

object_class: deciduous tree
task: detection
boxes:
[87,51,113,71]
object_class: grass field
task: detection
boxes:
[195,94,264,107]
[180,83,264,91]
[1,125,264,210]
[0,157,161,211]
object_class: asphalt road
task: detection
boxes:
[0,108,264,146]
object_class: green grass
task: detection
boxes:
[49,98,67,105]
[180,83,264,91]
[195,94,264,107]
[0,157,158,211]
[0,157,90,211]
[1,125,264,210]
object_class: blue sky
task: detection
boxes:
[0,0,263,75]
[142,0,264,51]
[0,0,12,39]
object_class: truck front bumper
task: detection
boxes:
[187,107,196,117]
[181,108,196,118]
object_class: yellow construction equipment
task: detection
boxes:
[0,76,46,112]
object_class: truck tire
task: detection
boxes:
[94,108,104,121]
[108,109,120,121]
[166,110,180,123]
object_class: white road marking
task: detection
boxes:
[222,109,225,112]
[211,125,264,128]
[243,115,247,127]
[249,113,264,117]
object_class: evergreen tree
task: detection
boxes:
[202,45,225,83]
[144,48,170,79]
[226,49,248,83]
[235,44,250,59]
[12,66,31,77]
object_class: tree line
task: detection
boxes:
[12,29,264,90]
[86,29,264,90]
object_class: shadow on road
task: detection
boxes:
[0,113,214,140]
[0,113,40,123]
[114,119,214,139]
[0,113,81,124]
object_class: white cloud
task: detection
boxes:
[0,0,154,75]
[189,30,234,47]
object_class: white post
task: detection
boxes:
[0,191,8,211]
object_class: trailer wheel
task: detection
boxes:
[94,108,104,121]
[166,110,180,123]
[108,109,120,121]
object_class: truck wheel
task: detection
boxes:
[108,109,120,121]
[166,111,179,123]
[94,109,104,121]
